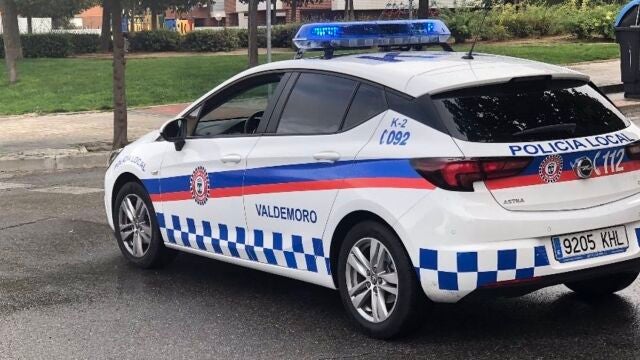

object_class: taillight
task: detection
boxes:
[410,157,532,192]
[625,142,640,160]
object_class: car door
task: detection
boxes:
[156,72,288,260]
[243,72,388,276]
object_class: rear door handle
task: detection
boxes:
[221,154,242,164]
[313,151,341,162]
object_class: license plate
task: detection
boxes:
[551,226,629,263]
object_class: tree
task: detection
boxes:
[16,0,97,32]
[418,0,429,18]
[247,0,258,67]
[0,0,22,84]
[343,0,354,20]
[101,0,111,52]
[237,0,261,67]
[112,0,127,149]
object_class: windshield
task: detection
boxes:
[432,82,629,143]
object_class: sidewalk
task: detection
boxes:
[0,104,187,171]
[0,59,638,172]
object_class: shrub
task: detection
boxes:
[441,1,621,42]
[439,5,477,43]
[233,28,267,48]
[565,4,618,40]
[21,33,72,58]
[129,30,181,52]
[181,29,240,52]
[68,33,100,54]
[272,24,301,48]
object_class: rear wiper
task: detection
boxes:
[512,123,576,137]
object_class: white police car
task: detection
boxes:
[105,19,640,338]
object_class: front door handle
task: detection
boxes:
[221,154,242,164]
[313,151,341,162]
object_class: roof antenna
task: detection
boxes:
[462,0,491,60]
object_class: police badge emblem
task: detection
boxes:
[538,154,563,183]
[190,166,210,205]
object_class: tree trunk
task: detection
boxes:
[344,0,348,20]
[27,16,32,34]
[112,0,128,149]
[271,0,277,25]
[349,0,355,20]
[418,0,429,18]
[0,0,22,84]
[151,7,158,30]
[101,0,112,52]
[247,0,258,68]
[291,0,297,23]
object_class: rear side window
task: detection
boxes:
[433,82,628,143]
[342,84,387,130]
[277,73,356,135]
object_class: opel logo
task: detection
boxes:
[574,157,594,179]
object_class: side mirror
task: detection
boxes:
[160,118,186,151]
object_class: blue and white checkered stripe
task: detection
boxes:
[156,213,331,275]
[418,246,551,300]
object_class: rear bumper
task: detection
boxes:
[414,223,640,303]
[399,189,640,302]
[465,256,640,300]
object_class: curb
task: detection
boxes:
[601,83,624,94]
[0,152,108,172]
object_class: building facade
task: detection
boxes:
[174,0,456,28]
[72,0,457,32]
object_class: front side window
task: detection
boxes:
[433,81,629,143]
[193,74,284,137]
[276,73,357,135]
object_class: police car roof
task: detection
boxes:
[254,51,589,97]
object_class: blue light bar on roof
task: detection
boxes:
[293,19,451,51]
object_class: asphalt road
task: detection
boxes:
[1,168,640,359]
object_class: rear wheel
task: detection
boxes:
[113,182,176,268]
[565,271,639,297]
[337,220,426,339]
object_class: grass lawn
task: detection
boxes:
[0,42,620,116]
[453,42,620,65]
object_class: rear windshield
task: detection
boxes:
[432,81,629,143]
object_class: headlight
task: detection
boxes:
[107,148,123,168]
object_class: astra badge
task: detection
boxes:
[538,154,563,183]
[190,166,210,205]
[573,156,594,179]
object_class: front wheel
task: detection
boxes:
[337,220,426,339]
[565,271,639,297]
[113,181,176,269]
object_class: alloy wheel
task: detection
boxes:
[345,237,399,323]
[118,194,152,258]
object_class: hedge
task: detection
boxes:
[129,30,181,52]
[440,1,623,43]
[0,33,101,58]
[182,29,240,52]
[69,33,101,54]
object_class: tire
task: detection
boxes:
[565,271,639,297]
[337,220,426,339]
[113,181,176,269]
